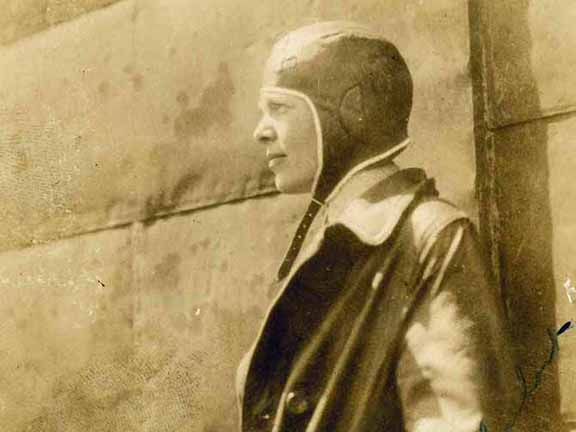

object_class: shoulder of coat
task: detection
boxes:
[408,198,469,263]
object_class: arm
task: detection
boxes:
[396,220,520,432]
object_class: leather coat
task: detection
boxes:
[236,167,521,432]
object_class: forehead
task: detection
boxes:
[259,91,299,103]
[258,91,306,109]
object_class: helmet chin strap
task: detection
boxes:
[276,198,323,282]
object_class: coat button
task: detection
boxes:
[285,391,310,415]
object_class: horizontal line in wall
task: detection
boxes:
[0,0,130,48]
[488,104,576,131]
[0,186,279,254]
[137,187,279,226]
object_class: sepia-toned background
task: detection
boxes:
[0,0,573,430]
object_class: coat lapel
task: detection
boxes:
[330,168,436,245]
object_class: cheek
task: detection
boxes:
[296,123,318,164]
[278,125,289,146]
[280,109,318,168]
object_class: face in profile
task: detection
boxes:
[253,90,319,194]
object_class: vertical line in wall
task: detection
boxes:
[129,0,140,351]
[467,0,504,300]
[129,221,144,350]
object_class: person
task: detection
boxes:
[236,21,521,432]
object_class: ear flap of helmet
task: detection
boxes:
[339,84,366,143]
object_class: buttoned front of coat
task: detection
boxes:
[236,168,521,432]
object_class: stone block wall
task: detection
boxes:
[0,1,477,430]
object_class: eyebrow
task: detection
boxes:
[257,97,293,111]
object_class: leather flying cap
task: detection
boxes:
[262,21,413,204]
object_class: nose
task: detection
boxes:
[253,116,277,144]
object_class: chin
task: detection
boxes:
[275,177,311,195]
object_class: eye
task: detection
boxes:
[268,102,289,114]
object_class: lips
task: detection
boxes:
[267,153,286,169]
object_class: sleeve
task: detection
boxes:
[395,219,521,432]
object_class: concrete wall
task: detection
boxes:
[470,1,576,430]
[0,0,121,46]
[0,1,476,430]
